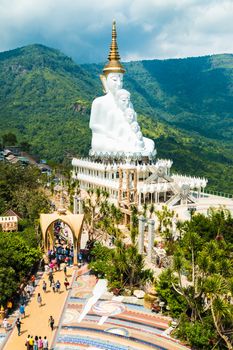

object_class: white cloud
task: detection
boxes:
[0,0,232,63]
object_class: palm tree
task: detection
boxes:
[204,275,233,350]
[82,188,109,241]
[111,239,153,291]
[149,204,155,218]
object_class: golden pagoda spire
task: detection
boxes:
[103,20,126,75]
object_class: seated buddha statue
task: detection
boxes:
[89,21,155,156]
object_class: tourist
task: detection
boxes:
[25,334,30,350]
[64,278,70,290]
[34,335,38,350]
[78,252,83,264]
[19,303,25,318]
[25,284,33,299]
[70,250,74,265]
[16,317,21,336]
[42,281,47,293]
[43,336,49,350]
[31,275,36,287]
[20,291,27,305]
[28,335,34,349]
[3,318,9,332]
[49,261,54,271]
[40,258,45,271]
[48,272,54,286]
[63,264,67,276]
[48,315,55,331]
[38,336,43,349]
[37,293,42,307]
[51,281,56,293]
[44,263,49,274]
[55,280,61,293]
[57,259,61,271]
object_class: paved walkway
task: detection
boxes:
[2,266,74,350]
[2,266,189,350]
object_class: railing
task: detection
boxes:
[193,189,233,199]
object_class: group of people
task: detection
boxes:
[25,335,49,350]
[47,271,70,292]
[1,221,74,345]
[47,244,74,268]
[46,222,75,270]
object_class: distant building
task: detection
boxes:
[5,153,19,164]
[37,163,52,176]
[0,209,22,232]
[1,149,51,175]
[3,146,21,156]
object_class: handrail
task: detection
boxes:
[193,189,233,199]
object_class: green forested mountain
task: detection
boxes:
[0,44,233,192]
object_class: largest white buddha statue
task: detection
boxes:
[89,21,155,157]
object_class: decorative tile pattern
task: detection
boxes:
[92,301,126,316]
[53,269,189,350]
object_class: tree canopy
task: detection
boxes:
[156,210,233,349]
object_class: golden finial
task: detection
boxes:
[103,20,126,75]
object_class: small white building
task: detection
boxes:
[0,209,21,232]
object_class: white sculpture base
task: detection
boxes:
[89,148,157,161]
[72,155,233,220]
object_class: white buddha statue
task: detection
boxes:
[89,72,124,152]
[89,21,155,156]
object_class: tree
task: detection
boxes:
[2,132,17,146]
[155,205,174,238]
[12,188,51,223]
[83,188,122,242]
[204,275,233,349]
[0,232,42,306]
[156,268,187,317]
[0,267,18,305]
[19,141,31,152]
[89,240,153,293]
[156,210,233,349]
[0,163,50,224]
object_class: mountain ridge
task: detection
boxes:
[0,44,233,192]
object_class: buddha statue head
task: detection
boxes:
[125,107,136,123]
[100,20,125,94]
[116,89,130,110]
[105,73,123,95]
[131,121,140,134]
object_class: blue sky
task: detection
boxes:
[0,0,233,63]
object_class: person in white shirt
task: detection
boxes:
[43,336,48,350]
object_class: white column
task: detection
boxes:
[73,193,78,214]
[138,192,141,207]
[148,219,155,262]
[138,215,146,254]
[78,197,83,214]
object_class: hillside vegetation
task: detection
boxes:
[0,44,233,192]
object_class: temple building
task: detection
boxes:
[72,21,233,222]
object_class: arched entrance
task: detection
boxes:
[40,212,84,266]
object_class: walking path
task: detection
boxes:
[2,266,74,350]
[2,265,189,350]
